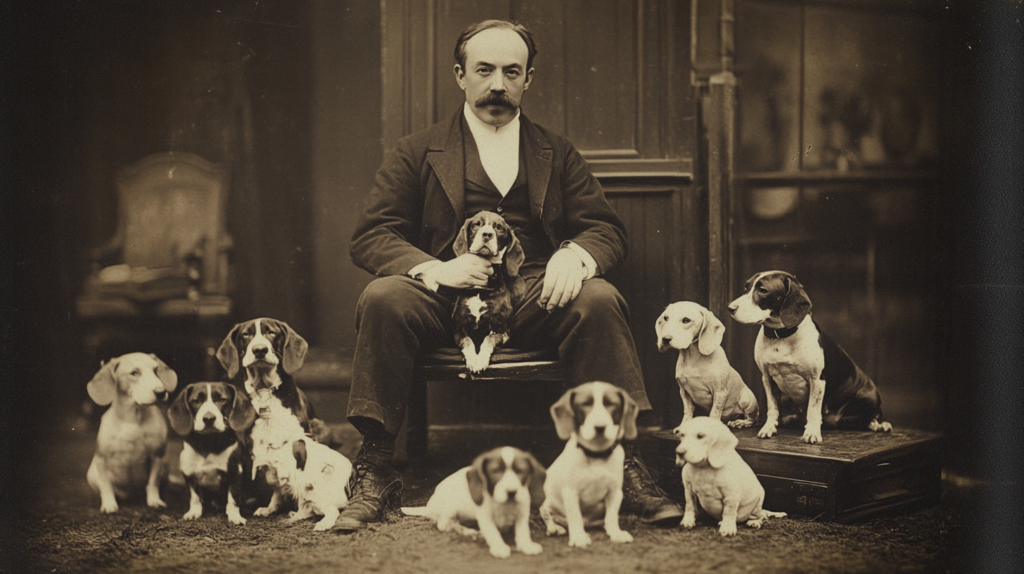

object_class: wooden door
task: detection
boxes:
[382,0,701,427]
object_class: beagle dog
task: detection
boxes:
[260,432,353,531]
[216,318,330,520]
[402,447,546,558]
[728,271,891,444]
[657,302,758,431]
[168,382,255,524]
[540,382,638,548]
[675,417,786,536]
[85,352,177,513]
[451,211,526,373]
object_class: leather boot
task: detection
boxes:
[334,442,403,532]
[621,442,683,525]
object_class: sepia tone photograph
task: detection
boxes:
[1,1,1020,572]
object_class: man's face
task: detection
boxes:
[454,27,534,127]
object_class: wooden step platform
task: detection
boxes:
[650,426,943,523]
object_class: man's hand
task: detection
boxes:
[421,253,493,289]
[539,248,587,312]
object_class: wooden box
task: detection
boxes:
[649,427,943,523]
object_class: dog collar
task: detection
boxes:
[763,325,799,339]
[577,441,620,459]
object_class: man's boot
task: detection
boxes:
[621,442,683,525]
[334,435,403,532]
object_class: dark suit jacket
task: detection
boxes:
[350,108,628,277]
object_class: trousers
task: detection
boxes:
[347,274,651,436]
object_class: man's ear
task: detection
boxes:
[453,64,466,90]
[453,219,473,257]
[523,67,534,91]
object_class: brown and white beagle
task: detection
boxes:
[216,318,330,520]
[675,417,787,536]
[85,352,177,513]
[451,211,526,373]
[657,301,759,431]
[260,431,353,532]
[728,270,891,444]
[540,382,638,548]
[168,382,255,524]
[402,446,546,558]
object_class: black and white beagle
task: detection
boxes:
[216,318,329,519]
[540,382,638,548]
[451,211,526,373]
[728,270,891,444]
[402,446,546,558]
[168,382,255,524]
[85,353,177,513]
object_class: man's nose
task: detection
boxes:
[488,74,506,92]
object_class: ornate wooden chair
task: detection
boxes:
[76,152,234,379]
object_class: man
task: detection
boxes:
[338,19,681,531]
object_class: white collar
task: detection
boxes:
[463,102,520,137]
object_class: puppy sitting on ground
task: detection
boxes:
[260,432,353,531]
[657,301,758,431]
[451,211,526,373]
[675,417,786,536]
[402,446,546,558]
[85,352,178,513]
[540,382,637,548]
[168,382,255,524]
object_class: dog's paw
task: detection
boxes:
[568,531,592,548]
[147,497,167,509]
[608,530,633,543]
[253,506,274,517]
[545,523,566,536]
[869,420,892,433]
[746,518,763,529]
[313,518,337,531]
[801,425,822,444]
[519,541,543,555]
[99,500,119,514]
[489,543,513,559]
[182,507,203,521]
[728,418,755,429]
[718,520,738,537]
[227,512,247,526]
[757,422,778,439]
[680,513,697,529]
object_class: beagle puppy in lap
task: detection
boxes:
[675,417,786,536]
[729,270,891,444]
[540,382,638,548]
[657,301,758,431]
[451,211,526,373]
[168,382,255,523]
[85,352,177,513]
[402,446,546,558]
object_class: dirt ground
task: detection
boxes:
[2,424,970,574]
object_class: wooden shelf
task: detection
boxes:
[738,169,939,186]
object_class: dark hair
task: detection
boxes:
[454,20,537,71]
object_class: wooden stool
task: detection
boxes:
[405,348,567,462]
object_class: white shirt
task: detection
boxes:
[462,102,520,196]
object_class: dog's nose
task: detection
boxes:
[594,425,606,436]
[156,391,169,401]
[482,231,493,240]
[253,346,268,359]
[203,415,216,427]
[727,303,738,315]
[506,489,518,501]
[673,428,682,437]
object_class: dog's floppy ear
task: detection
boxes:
[525,452,547,510]
[549,389,577,440]
[292,439,308,472]
[167,385,194,436]
[453,218,474,257]
[779,276,812,328]
[697,308,726,356]
[466,454,488,506]
[150,354,178,393]
[280,321,309,374]
[217,323,242,379]
[227,385,256,432]
[707,421,739,469]
[617,387,640,441]
[86,359,118,406]
[504,229,525,277]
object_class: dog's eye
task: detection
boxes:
[681,318,691,324]
[661,316,668,322]
[130,369,141,377]
[697,432,706,439]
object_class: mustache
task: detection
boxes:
[475,91,517,110]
